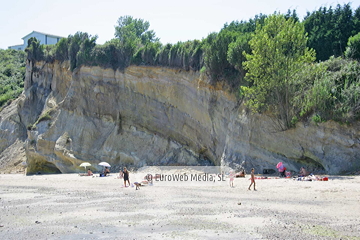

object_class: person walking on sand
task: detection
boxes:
[248,168,256,191]
[229,170,235,188]
[123,167,130,187]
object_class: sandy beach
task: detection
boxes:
[0,170,360,240]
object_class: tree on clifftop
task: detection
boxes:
[115,16,158,45]
[114,16,159,68]
[242,14,316,131]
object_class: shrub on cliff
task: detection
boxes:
[176,40,204,71]
[92,40,120,70]
[227,33,251,81]
[201,16,265,90]
[132,42,162,66]
[203,31,238,85]
[294,57,360,123]
[76,34,98,67]
[167,40,203,71]
[54,38,69,61]
[0,49,25,108]
[156,43,172,66]
[345,32,360,61]
[131,40,204,71]
[68,32,98,71]
[25,37,44,64]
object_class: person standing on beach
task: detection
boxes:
[229,170,235,188]
[248,168,256,191]
[123,167,130,187]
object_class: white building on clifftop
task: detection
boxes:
[8,31,64,51]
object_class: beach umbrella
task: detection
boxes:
[98,162,111,167]
[276,162,285,172]
[98,162,111,174]
[79,162,91,172]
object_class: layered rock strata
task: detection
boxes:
[0,60,359,174]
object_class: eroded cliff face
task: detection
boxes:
[0,60,359,174]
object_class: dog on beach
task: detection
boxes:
[134,182,141,190]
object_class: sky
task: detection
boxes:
[0,0,357,49]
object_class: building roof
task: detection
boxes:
[8,44,24,48]
[22,31,65,40]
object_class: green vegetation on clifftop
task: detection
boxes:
[23,3,360,127]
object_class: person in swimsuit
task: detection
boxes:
[229,170,235,188]
[299,167,309,177]
[123,167,130,187]
[248,168,256,191]
[104,167,110,176]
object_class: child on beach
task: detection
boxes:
[248,168,256,191]
[229,170,235,188]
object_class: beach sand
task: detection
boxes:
[0,171,359,240]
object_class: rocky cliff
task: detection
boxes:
[0,60,359,174]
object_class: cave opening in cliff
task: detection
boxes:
[26,159,62,175]
[297,157,325,172]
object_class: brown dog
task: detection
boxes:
[134,182,141,190]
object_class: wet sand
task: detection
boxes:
[0,172,359,239]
